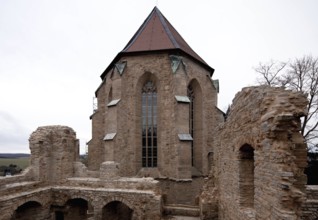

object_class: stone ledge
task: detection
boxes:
[0,186,51,202]
[66,176,159,191]
[163,204,200,217]
[53,185,158,195]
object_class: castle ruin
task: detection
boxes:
[1,7,318,220]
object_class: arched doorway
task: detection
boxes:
[11,201,44,220]
[63,198,89,220]
[102,201,133,220]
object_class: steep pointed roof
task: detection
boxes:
[101,7,214,79]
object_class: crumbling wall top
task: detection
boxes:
[29,125,78,183]
[213,85,308,219]
[29,125,76,143]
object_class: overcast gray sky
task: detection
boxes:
[0,0,317,153]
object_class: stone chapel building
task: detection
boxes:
[0,6,318,220]
[87,6,222,195]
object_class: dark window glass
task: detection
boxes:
[153,138,157,147]
[188,85,194,166]
[142,81,157,167]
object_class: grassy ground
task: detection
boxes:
[0,157,30,169]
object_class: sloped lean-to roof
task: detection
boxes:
[101,7,214,79]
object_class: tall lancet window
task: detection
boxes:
[188,85,194,166]
[142,81,157,167]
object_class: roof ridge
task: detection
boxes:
[155,7,180,49]
[122,7,157,52]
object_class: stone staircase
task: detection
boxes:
[163,204,200,219]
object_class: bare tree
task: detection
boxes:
[254,60,288,86]
[254,55,318,148]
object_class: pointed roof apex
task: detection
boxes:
[122,7,181,52]
[122,7,208,65]
[101,7,214,79]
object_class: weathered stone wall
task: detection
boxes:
[52,186,161,220]
[88,53,220,180]
[29,126,79,183]
[158,178,204,205]
[301,185,318,219]
[88,80,106,170]
[11,201,49,220]
[0,124,163,219]
[2,84,317,219]
[0,184,161,220]
[0,167,33,187]
[0,187,52,220]
[212,86,308,220]
[86,53,221,208]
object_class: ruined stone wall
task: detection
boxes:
[0,124,162,220]
[301,185,318,219]
[51,186,162,220]
[0,187,52,220]
[0,184,161,220]
[29,126,79,183]
[212,86,308,220]
[11,201,50,220]
[0,167,33,188]
[159,178,204,205]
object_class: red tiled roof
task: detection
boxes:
[123,7,209,66]
[101,7,213,79]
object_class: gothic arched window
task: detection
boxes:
[187,85,195,166]
[142,81,157,167]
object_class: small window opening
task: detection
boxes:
[239,144,254,208]
[108,87,113,103]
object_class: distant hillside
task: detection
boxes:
[0,153,30,158]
